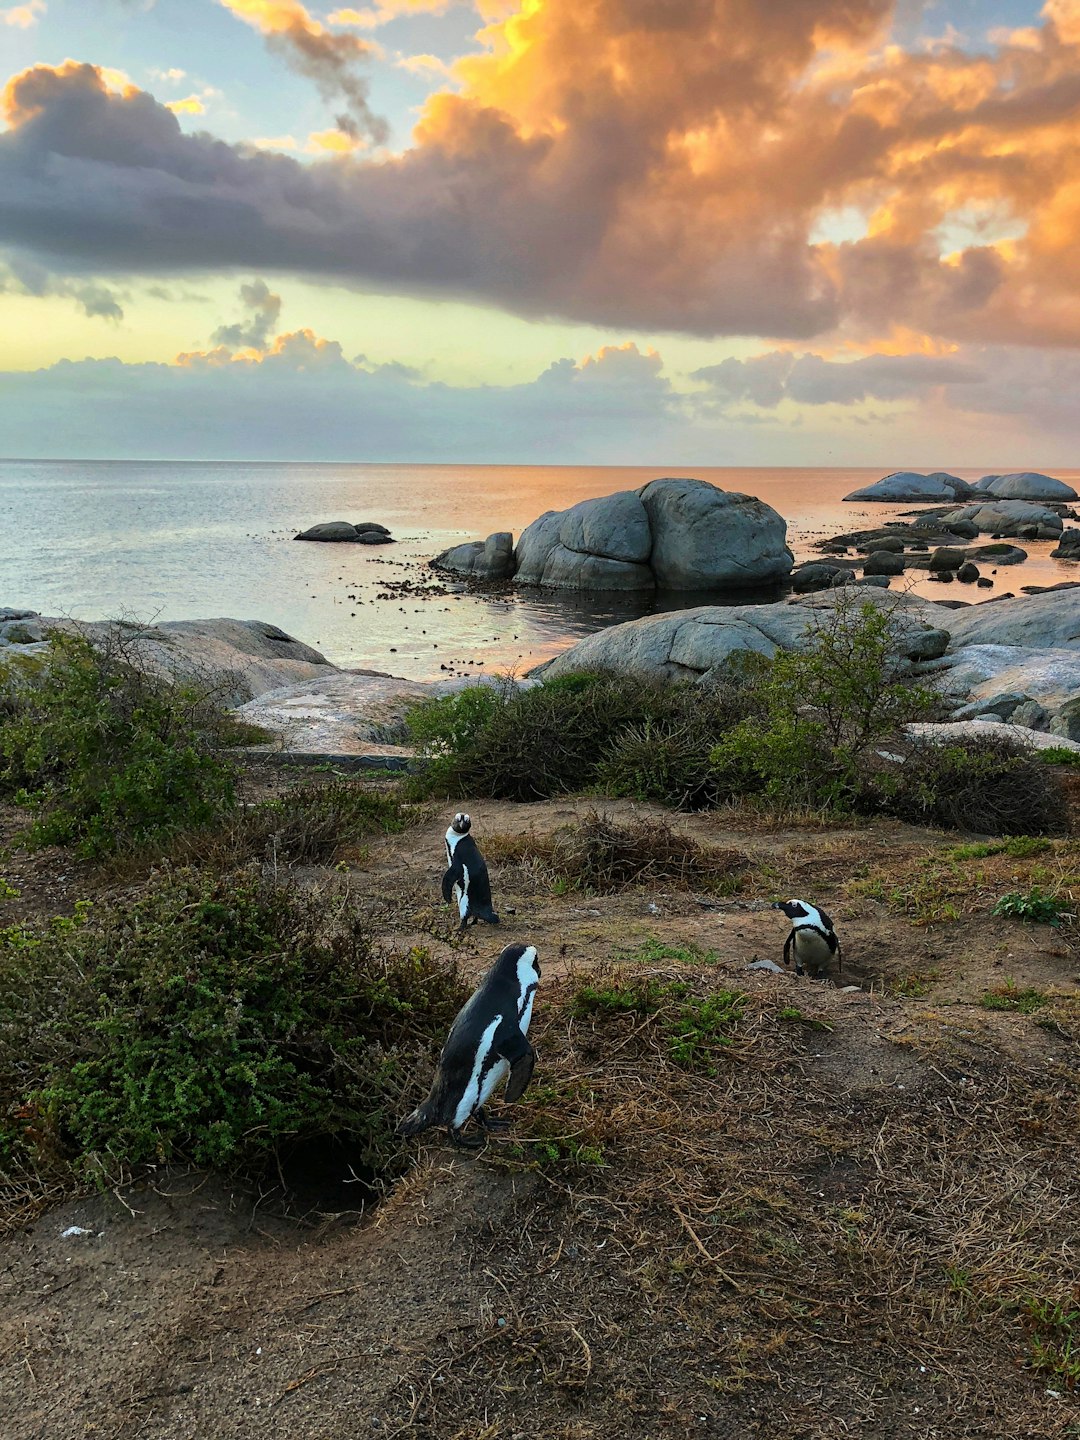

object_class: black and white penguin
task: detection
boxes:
[395,942,540,1148]
[442,812,499,932]
[774,899,842,979]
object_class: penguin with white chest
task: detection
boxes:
[396,942,540,1148]
[774,899,842,980]
[442,812,499,933]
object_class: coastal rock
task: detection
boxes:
[843,472,975,503]
[856,535,905,553]
[945,589,1080,650]
[1050,528,1080,560]
[0,615,45,645]
[8,615,338,706]
[1011,699,1050,731]
[906,721,1080,754]
[1050,697,1080,742]
[929,546,966,572]
[939,499,1063,539]
[862,551,905,576]
[792,563,853,592]
[950,692,1028,722]
[532,588,952,683]
[974,472,1078,502]
[956,562,980,583]
[509,479,791,593]
[434,532,515,580]
[295,521,394,543]
[927,643,1080,716]
[232,671,504,756]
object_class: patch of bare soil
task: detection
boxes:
[2,783,1079,1438]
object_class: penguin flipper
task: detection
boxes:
[782,932,794,968]
[441,862,462,905]
[495,1025,536,1104]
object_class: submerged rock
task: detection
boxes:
[295,521,394,543]
[433,532,515,580]
[939,499,1063,539]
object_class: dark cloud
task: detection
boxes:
[211,278,282,348]
[695,350,985,406]
[1,251,123,320]
[1,0,1080,344]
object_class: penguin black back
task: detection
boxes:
[396,942,541,1146]
[442,811,499,931]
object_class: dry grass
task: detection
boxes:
[484,810,747,896]
[384,961,1080,1439]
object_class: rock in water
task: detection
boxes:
[438,479,791,593]
[295,521,394,543]
[843,472,976,503]
[434,532,516,580]
[973,472,1078,502]
[939,500,1063,540]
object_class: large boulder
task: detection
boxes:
[863,551,905,577]
[843,472,975,503]
[939,499,1063,539]
[433,532,515,580]
[944,589,1080,650]
[974,472,1078,502]
[10,616,337,706]
[506,479,790,593]
[532,588,951,683]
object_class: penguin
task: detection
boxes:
[396,942,540,1148]
[774,899,842,980]
[442,812,499,933]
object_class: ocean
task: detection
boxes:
[3,460,1078,681]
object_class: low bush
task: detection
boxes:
[0,629,239,857]
[485,812,746,895]
[880,734,1068,836]
[172,779,415,869]
[406,671,745,804]
[0,871,466,1206]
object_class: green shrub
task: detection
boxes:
[597,715,721,808]
[0,871,466,1190]
[0,630,238,857]
[883,735,1068,836]
[1037,746,1080,767]
[980,982,1049,1013]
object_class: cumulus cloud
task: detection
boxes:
[210,279,283,349]
[219,0,387,143]
[4,1,1080,349]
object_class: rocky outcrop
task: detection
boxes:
[943,588,1080,650]
[973,472,1078,502]
[843,472,976,503]
[0,612,337,706]
[532,588,951,684]
[436,479,792,594]
[939,499,1063,539]
[295,521,394,543]
[1051,528,1080,560]
[433,532,515,580]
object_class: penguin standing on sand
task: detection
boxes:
[396,942,540,1148]
[442,812,499,932]
[774,900,842,980]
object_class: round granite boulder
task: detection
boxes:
[974,472,1078,502]
[843,471,976,503]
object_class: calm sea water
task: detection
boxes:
[3,461,1078,681]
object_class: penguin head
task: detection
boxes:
[775,899,810,921]
[494,942,540,986]
[450,812,472,835]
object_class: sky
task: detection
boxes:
[1,0,1079,463]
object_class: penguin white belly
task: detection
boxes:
[453,1015,501,1129]
[478,1057,511,1109]
[518,989,536,1036]
[795,929,833,968]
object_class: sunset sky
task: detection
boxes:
[2,0,1079,463]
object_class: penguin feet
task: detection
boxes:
[475,1107,510,1133]
[448,1126,486,1151]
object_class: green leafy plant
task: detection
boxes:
[0,871,466,1190]
[1037,746,1080,767]
[980,982,1049,1014]
[1014,1293,1080,1387]
[0,629,239,857]
[992,887,1072,925]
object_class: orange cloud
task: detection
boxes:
[1,1,45,29]
[165,94,206,115]
[329,1,458,26]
